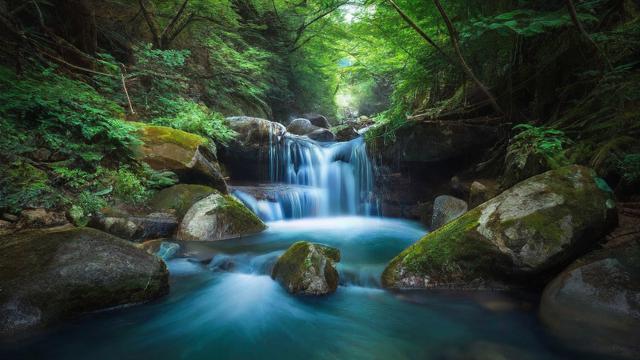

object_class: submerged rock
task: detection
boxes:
[539,242,640,359]
[177,191,266,241]
[382,165,617,290]
[0,227,169,337]
[272,241,341,295]
[149,184,217,219]
[431,195,468,230]
[134,123,227,193]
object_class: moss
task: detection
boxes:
[149,184,216,219]
[132,122,208,151]
[271,241,340,295]
[384,207,506,286]
[219,194,266,234]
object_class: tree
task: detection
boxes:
[138,0,195,49]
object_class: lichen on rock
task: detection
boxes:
[382,165,617,290]
[271,241,341,296]
[177,191,266,241]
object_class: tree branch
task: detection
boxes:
[432,0,503,115]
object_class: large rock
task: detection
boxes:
[287,118,317,135]
[307,128,335,142]
[134,123,227,193]
[540,242,640,359]
[149,184,217,219]
[431,195,468,230]
[222,116,286,180]
[332,125,359,141]
[271,241,341,295]
[0,227,169,336]
[303,113,330,129]
[382,165,617,290]
[89,208,178,242]
[177,191,266,241]
[367,121,499,164]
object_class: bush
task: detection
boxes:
[510,124,572,169]
[150,98,236,144]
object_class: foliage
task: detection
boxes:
[618,154,640,184]
[150,98,236,144]
[0,66,139,165]
[510,124,572,169]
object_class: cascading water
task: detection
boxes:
[233,131,379,221]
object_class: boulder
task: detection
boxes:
[222,116,286,180]
[303,114,330,129]
[17,208,68,229]
[134,123,227,193]
[468,180,499,208]
[149,184,217,219]
[271,241,341,295]
[382,165,617,290]
[367,121,499,164]
[431,195,468,230]
[0,227,169,337]
[540,242,640,359]
[90,208,178,242]
[332,125,359,142]
[287,118,318,136]
[177,191,266,241]
[307,128,335,142]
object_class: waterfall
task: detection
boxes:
[233,133,379,221]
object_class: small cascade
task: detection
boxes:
[234,133,379,221]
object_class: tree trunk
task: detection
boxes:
[564,0,612,70]
[431,0,503,115]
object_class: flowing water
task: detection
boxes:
[0,134,593,359]
[233,135,378,221]
[0,217,584,359]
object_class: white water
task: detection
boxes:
[233,133,379,221]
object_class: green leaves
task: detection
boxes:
[463,9,598,39]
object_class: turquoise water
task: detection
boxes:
[0,217,588,359]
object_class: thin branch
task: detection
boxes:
[120,64,135,115]
[432,0,503,115]
[160,0,189,45]
[138,0,160,47]
[385,0,453,64]
[564,0,612,71]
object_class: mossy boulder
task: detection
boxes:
[149,184,217,219]
[271,241,341,296]
[382,165,617,290]
[176,191,266,241]
[539,242,640,359]
[221,116,286,180]
[287,118,335,142]
[0,227,169,337]
[133,123,227,193]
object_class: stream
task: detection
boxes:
[0,134,595,359]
